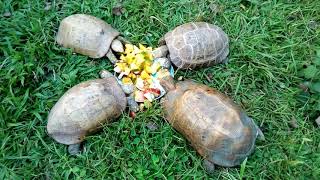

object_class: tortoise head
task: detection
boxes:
[157,69,175,92]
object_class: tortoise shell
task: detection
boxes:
[56,14,119,58]
[161,80,258,167]
[164,22,229,69]
[47,76,126,145]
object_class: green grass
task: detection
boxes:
[1,0,320,179]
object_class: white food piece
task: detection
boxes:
[144,92,155,102]
[136,78,144,90]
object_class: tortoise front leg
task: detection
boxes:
[116,36,132,45]
[106,49,118,64]
[152,45,169,59]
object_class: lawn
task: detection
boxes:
[1,0,320,179]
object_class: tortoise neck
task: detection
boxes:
[159,75,175,92]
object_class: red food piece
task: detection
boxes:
[129,111,136,119]
[144,88,161,96]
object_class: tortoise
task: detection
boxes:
[47,70,126,155]
[158,73,263,171]
[152,22,229,69]
[56,14,129,64]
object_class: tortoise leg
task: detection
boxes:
[158,37,166,46]
[256,126,265,141]
[116,36,132,45]
[106,49,118,64]
[222,57,229,64]
[155,57,171,69]
[246,116,266,141]
[68,143,82,155]
[203,159,215,174]
[127,95,140,112]
[100,70,114,79]
[152,45,169,59]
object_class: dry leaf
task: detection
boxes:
[44,2,52,11]
[146,122,158,131]
[3,11,11,17]
[289,118,299,129]
[112,3,126,16]
[316,116,320,127]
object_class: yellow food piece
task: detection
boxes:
[125,53,135,64]
[133,45,140,54]
[128,73,137,81]
[145,66,153,74]
[122,77,133,84]
[139,44,152,51]
[147,79,153,84]
[141,70,150,80]
[125,44,134,54]
[151,62,161,74]
[120,54,126,61]
[124,67,131,75]
[139,44,148,52]
[157,69,171,79]
[115,62,127,71]
[144,52,153,61]
[135,54,145,66]
[130,62,139,71]
[144,60,152,68]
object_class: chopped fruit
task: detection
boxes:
[124,67,131,75]
[114,66,122,73]
[134,90,145,102]
[122,77,133,84]
[114,43,173,111]
[157,69,171,79]
[151,62,161,74]
[125,44,134,54]
[136,78,144,90]
[139,103,145,111]
[144,100,152,108]
[144,92,154,102]
[140,70,150,80]
[129,111,136,119]
[145,66,153,74]
[144,88,161,96]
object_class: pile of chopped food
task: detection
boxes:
[113,44,174,111]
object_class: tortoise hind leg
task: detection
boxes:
[256,126,265,141]
[222,57,229,64]
[68,143,82,155]
[203,159,215,174]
